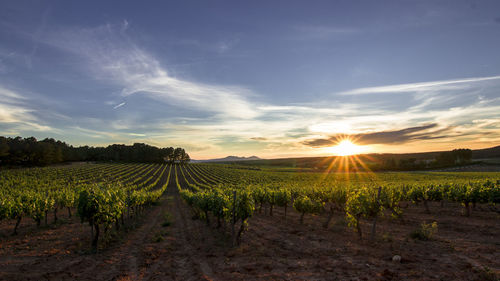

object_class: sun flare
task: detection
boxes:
[329,139,365,156]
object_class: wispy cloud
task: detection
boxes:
[129,133,146,137]
[45,23,259,119]
[216,38,239,54]
[0,86,27,102]
[338,75,500,96]
[70,126,120,139]
[113,102,126,109]
[0,86,53,131]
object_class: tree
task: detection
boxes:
[0,137,9,159]
[452,149,472,164]
[435,149,472,166]
[181,152,191,164]
[162,147,175,163]
[0,136,190,166]
[173,147,184,163]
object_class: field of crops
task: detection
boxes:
[0,163,499,280]
[178,164,500,241]
[0,163,171,250]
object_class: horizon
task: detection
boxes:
[166,144,500,160]
[3,134,496,161]
[1,1,500,159]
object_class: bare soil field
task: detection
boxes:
[0,174,499,280]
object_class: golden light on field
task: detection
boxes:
[327,139,366,156]
[318,138,377,181]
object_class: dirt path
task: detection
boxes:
[137,165,216,281]
[112,164,217,280]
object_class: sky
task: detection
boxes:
[1,0,500,159]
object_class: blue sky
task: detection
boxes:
[1,0,500,159]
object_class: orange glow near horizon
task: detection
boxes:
[316,137,379,183]
[318,151,379,184]
[326,139,367,156]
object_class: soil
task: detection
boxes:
[0,169,499,280]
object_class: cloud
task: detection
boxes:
[113,102,126,109]
[45,23,259,119]
[129,133,146,137]
[302,123,458,147]
[70,126,120,139]
[338,75,500,96]
[0,102,32,123]
[301,138,336,148]
[216,38,239,54]
[21,21,499,158]
[0,86,27,103]
[0,86,53,131]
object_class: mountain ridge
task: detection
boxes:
[192,155,261,163]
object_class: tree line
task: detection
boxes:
[375,149,473,171]
[0,136,190,166]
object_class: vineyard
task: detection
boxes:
[0,163,499,280]
[0,163,171,250]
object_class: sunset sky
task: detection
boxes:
[1,1,500,159]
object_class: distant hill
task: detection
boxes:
[194,145,500,171]
[471,145,500,159]
[192,156,261,163]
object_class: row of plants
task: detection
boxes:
[180,164,500,242]
[0,163,171,251]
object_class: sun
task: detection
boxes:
[329,139,365,156]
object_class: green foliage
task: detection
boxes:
[274,188,291,208]
[379,185,405,218]
[345,186,384,238]
[152,230,167,243]
[410,221,438,241]
[293,195,324,224]
[179,164,499,242]
[77,184,125,227]
[293,195,324,215]
[0,136,189,166]
[162,212,172,227]
[1,161,499,248]
[30,192,55,225]
[436,149,472,165]
[231,188,255,222]
[346,186,383,222]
